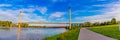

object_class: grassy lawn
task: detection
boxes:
[43,27,80,40]
[88,24,120,40]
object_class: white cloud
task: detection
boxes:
[20,8,36,13]
[0,8,47,22]
[52,0,57,2]
[48,12,66,22]
[0,4,48,22]
[56,18,64,20]
[37,7,47,14]
[75,15,113,22]
[22,13,47,22]
[92,4,106,7]
[96,0,107,1]
[75,1,120,22]
[49,12,65,18]
[52,0,67,2]
[0,4,12,7]
[16,6,48,14]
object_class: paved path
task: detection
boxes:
[78,28,116,40]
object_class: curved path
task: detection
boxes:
[78,28,116,40]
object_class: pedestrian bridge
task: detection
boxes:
[27,22,67,28]
[24,22,82,24]
[15,22,82,28]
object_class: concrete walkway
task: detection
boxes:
[78,28,116,40]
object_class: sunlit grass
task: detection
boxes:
[88,24,120,40]
[43,27,80,40]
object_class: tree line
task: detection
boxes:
[70,18,117,27]
[79,18,117,27]
[0,20,29,28]
[0,21,12,27]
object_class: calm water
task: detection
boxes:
[0,27,66,40]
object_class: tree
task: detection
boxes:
[103,22,108,25]
[92,22,100,26]
[0,21,12,27]
[0,21,2,26]
[84,22,91,27]
[19,23,29,28]
[107,21,112,25]
[111,18,116,24]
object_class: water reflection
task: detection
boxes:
[0,27,66,40]
[0,28,10,31]
[17,27,21,40]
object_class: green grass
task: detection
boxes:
[43,27,80,40]
[88,24,120,40]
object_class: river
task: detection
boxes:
[0,27,66,40]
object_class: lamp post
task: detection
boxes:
[68,6,72,29]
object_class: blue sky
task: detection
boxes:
[0,0,120,23]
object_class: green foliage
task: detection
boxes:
[111,18,116,24]
[81,18,117,27]
[84,22,91,27]
[19,23,29,28]
[88,24,120,40]
[65,26,69,30]
[72,24,81,27]
[43,27,80,40]
[0,20,29,28]
[100,18,116,26]
[106,21,112,25]
[0,20,12,27]
[0,20,30,28]
[100,23,105,26]
[92,22,100,26]
[103,22,107,25]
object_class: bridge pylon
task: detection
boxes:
[17,11,22,40]
[68,6,72,29]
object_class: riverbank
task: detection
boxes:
[88,24,119,40]
[43,27,80,40]
[78,28,116,40]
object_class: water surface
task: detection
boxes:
[0,27,66,40]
